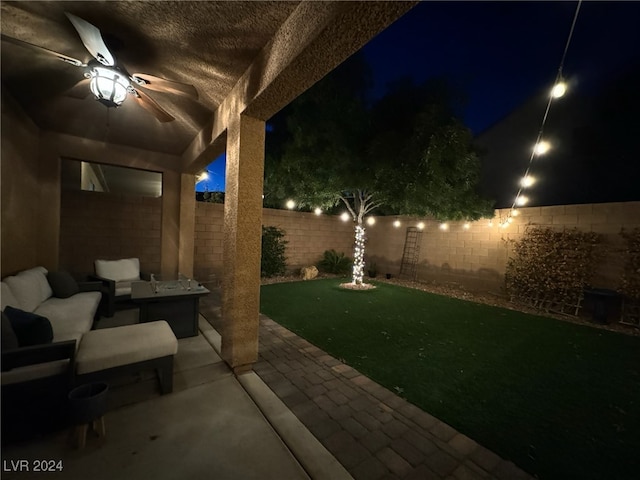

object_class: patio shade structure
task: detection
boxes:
[0,1,416,373]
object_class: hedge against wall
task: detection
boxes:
[505,227,602,315]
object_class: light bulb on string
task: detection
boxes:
[551,81,567,98]
[516,195,529,206]
[340,212,350,222]
[286,199,296,209]
[534,141,551,156]
[393,219,401,228]
[417,222,425,230]
[314,207,322,215]
[520,176,535,188]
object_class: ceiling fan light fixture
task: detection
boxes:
[89,66,130,107]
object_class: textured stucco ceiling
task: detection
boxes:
[1,1,415,163]
[1,1,300,155]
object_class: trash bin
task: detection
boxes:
[68,382,109,425]
[583,288,621,324]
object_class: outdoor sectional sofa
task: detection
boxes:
[1,266,178,441]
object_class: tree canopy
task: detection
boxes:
[264,53,494,222]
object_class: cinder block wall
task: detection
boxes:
[366,201,640,293]
[193,202,355,282]
[59,190,162,275]
[58,194,639,293]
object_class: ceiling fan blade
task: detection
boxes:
[131,73,199,99]
[131,88,175,123]
[1,34,85,67]
[65,78,91,99]
[65,12,115,66]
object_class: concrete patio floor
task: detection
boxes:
[1,316,348,480]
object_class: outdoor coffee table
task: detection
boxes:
[131,278,209,338]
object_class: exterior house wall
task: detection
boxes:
[366,201,640,293]
[1,91,41,277]
[59,190,162,276]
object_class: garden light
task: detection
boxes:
[286,199,295,209]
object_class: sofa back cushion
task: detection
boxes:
[3,267,52,312]
[47,271,80,299]
[1,282,19,311]
[95,258,141,282]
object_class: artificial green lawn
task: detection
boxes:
[260,278,640,479]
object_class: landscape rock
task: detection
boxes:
[300,266,319,280]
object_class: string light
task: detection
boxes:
[503,0,582,225]
[286,199,296,209]
[314,207,322,215]
[340,212,350,222]
[393,219,401,228]
[533,140,551,156]
[352,225,366,285]
[439,223,449,231]
[417,222,425,230]
[463,222,471,230]
[520,176,536,188]
[366,216,376,226]
[551,81,567,98]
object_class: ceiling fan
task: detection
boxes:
[1,12,198,123]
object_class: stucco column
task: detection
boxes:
[221,114,265,374]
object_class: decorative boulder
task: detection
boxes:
[300,266,319,280]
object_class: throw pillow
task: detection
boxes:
[1,311,19,351]
[3,306,53,347]
[47,271,80,299]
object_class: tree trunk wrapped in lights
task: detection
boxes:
[340,190,380,285]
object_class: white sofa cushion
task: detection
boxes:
[35,292,101,344]
[76,321,178,374]
[3,267,52,312]
[95,258,141,283]
[1,282,19,310]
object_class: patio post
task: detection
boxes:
[221,113,265,374]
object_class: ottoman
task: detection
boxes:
[75,321,178,394]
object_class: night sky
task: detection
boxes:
[197,1,640,202]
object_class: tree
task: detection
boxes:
[264,55,494,285]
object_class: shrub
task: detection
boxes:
[317,249,352,275]
[505,227,602,315]
[261,226,288,277]
[620,228,640,300]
